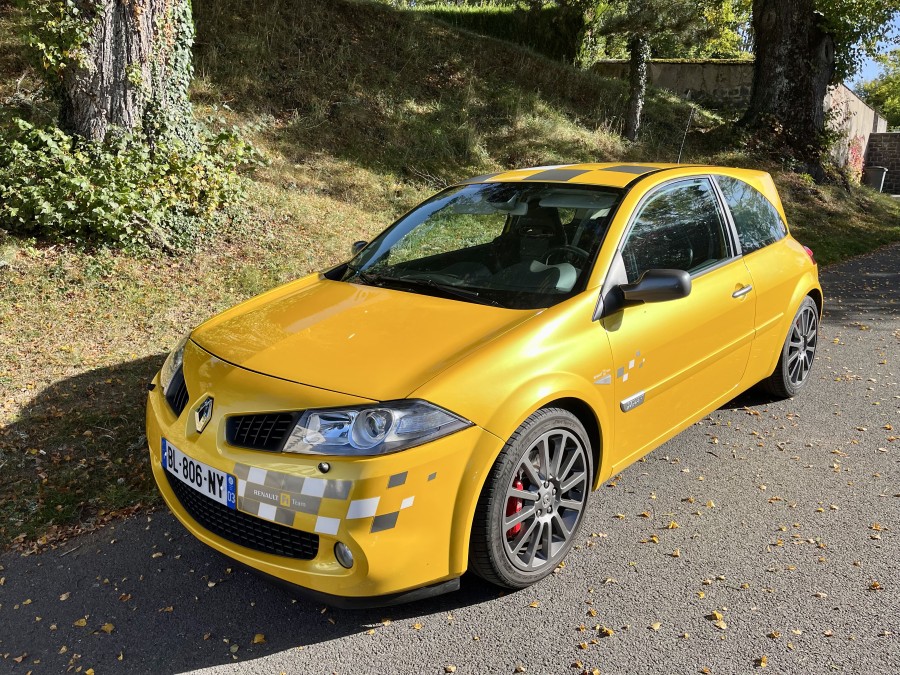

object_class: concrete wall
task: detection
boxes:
[865,134,900,194]
[593,60,754,109]
[593,60,887,170]
[825,84,888,177]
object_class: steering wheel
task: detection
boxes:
[543,245,589,265]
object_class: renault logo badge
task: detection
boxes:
[194,397,214,434]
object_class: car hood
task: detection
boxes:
[191,276,539,401]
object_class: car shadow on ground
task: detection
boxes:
[1,502,511,674]
[0,353,510,674]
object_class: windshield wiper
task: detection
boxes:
[357,271,504,308]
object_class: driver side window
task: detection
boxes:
[621,178,730,283]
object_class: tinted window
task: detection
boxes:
[621,178,730,283]
[716,176,787,254]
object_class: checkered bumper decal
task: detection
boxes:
[232,463,437,535]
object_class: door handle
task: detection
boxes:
[732,285,753,299]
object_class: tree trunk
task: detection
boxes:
[624,34,650,141]
[59,0,196,144]
[742,0,835,174]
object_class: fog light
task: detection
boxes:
[334,542,354,569]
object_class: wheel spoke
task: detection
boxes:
[557,448,579,483]
[507,486,539,502]
[558,497,583,514]
[510,518,539,555]
[541,518,553,559]
[519,457,541,488]
[550,433,566,478]
[504,503,536,530]
[560,470,587,494]
[538,437,551,482]
[552,512,572,539]
[522,521,543,565]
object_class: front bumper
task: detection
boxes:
[146,341,504,603]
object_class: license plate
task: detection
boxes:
[162,438,236,510]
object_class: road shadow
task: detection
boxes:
[0,504,507,674]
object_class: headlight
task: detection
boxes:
[159,333,190,395]
[282,400,471,456]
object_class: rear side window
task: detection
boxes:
[717,176,787,255]
[621,178,730,283]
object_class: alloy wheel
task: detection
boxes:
[787,303,818,386]
[502,429,589,571]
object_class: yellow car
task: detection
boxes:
[146,163,821,607]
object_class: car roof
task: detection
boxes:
[461,162,765,190]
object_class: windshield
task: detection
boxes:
[342,182,622,309]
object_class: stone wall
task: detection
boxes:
[593,60,887,170]
[865,134,900,194]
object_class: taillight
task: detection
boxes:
[802,245,816,265]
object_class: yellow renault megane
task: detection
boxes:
[147,163,821,606]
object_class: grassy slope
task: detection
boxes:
[0,0,898,547]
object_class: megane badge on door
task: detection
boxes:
[194,397,214,434]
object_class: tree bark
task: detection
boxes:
[59,0,196,144]
[624,33,650,141]
[742,0,835,173]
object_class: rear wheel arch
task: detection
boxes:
[807,288,823,317]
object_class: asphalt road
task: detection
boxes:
[1,243,898,675]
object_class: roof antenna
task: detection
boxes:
[676,106,694,164]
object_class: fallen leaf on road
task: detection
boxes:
[528,600,540,608]
[756,655,768,668]
[59,592,70,601]
[252,633,265,644]
[73,617,88,627]
[100,623,114,634]
[650,622,661,631]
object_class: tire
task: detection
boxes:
[469,408,593,589]
[763,296,819,399]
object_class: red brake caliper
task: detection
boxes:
[506,478,524,538]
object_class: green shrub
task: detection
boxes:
[0,119,255,251]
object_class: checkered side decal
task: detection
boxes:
[232,464,436,536]
[616,351,645,383]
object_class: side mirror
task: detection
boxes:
[351,240,367,255]
[621,269,691,304]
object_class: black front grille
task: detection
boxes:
[226,413,298,452]
[165,470,319,560]
[165,367,190,417]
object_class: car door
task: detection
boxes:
[600,177,757,472]
[713,174,801,384]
